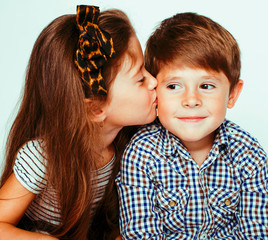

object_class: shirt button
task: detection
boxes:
[229,129,235,134]
[200,233,207,240]
[225,199,231,206]
[168,200,176,207]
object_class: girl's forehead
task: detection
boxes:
[118,46,144,75]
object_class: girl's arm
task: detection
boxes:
[0,173,58,240]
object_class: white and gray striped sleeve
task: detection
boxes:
[13,140,47,194]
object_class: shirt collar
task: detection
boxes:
[157,123,192,160]
[158,119,231,163]
[212,120,229,151]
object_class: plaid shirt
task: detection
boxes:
[116,119,268,240]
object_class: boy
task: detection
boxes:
[116,12,268,239]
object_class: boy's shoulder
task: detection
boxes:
[126,118,169,152]
[223,119,267,167]
[122,119,179,170]
[130,118,168,145]
[132,118,162,140]
[126,118,183,158]
[223,119,264,150]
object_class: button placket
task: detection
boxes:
[199,171,209,209]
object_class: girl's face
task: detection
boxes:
[103,36,157,129]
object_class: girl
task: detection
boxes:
[0,5,157,240]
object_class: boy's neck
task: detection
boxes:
[181,132,215,167]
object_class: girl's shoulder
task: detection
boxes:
[13,139,48,193]
[16,139,47,165]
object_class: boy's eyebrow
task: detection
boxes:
[158,76,182,83]
[201,73,223,82]
[158,72,223,83]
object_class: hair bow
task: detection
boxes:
[75,5,115,96]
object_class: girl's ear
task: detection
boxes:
[84,98,107,122]
[227,79,243,109]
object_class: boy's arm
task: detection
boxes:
[116,143,165,240]
[234,147,268,239]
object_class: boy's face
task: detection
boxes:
[156,65,243,149]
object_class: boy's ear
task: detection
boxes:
[227,79,243,109]
[84,98,107,122]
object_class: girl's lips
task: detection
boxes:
[178,116,206,123]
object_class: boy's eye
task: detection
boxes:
[167,84,181,90]
[200,84,215,89]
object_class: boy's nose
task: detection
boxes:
[182,91,201,108]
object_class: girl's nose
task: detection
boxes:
[146,71,157,90]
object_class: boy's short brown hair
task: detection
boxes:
[145,12,241,92]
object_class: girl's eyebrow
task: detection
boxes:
[132,61,144,79]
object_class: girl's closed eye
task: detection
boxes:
[138,76,145,84]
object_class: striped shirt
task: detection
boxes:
[116,119,268,239]
[13,140,114,227]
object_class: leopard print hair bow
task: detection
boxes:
[75,5,115,96]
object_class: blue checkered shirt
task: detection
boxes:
[116,119,268,239]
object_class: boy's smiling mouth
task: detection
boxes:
[177,116,207,123]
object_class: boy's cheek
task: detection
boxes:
[157,103,172,121]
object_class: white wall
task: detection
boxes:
[1,0,268,172]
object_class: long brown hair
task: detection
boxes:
[1,9,136,240]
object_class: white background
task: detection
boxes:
[0,0,268,172]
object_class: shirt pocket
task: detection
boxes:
[208,188,240,228]
[155,188,189,232]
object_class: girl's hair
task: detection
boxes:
[145,12,241,92]
[1,8,136,240]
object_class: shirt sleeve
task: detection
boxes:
[233,145,268,239]
[13,140,47,194]
[116,141,166,240]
